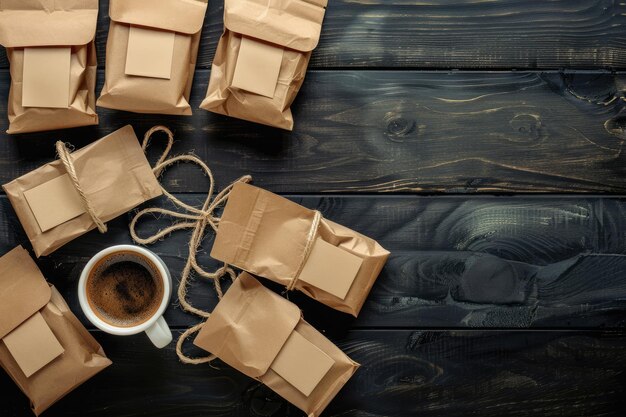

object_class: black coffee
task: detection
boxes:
[86,251,164,328]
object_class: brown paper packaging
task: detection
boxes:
[97,0,208,115]
[2,125,162,257]
[0,0,99,134]
[211,183,390,317]
[199,0,328,130]
[194,273,359,417]
[0,246,112,416]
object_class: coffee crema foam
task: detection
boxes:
[86,251,164,328]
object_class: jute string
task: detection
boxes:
[128,126,251,364]
[286,210,322,291]
[55,141,108,233]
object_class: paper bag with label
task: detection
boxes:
[0,246,112,416]
[2,125,162,257]
[0,0,99,134]
[97,0,208,115]
[194,273,359,417]
[211,183,390,316]
[199,0,329,130]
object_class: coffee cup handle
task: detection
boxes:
[145,316,172,349]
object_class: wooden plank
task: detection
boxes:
[361,251,626,329]
[3,194,626,330]
[2,329,625,416]
[0,71,624,194]
[1,0,626,69]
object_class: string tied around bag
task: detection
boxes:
[55,141,108,233]
[128,125,251,364]
[286,210,322,292]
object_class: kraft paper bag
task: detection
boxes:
[0,0,99,134]
[97,0,208,115]
[199,0,328,130]
[194,273,359,417]
[211,183,390,316]
[0,246,112,416]
[2,125,162,257]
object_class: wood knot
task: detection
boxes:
[246,383,285,416]
[605,115,626,139]
[384,113,416,140]
[509,113,543,143]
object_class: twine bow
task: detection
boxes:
[129,126,251,364]
[55,141,108,233]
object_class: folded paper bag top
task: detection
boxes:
[97,0,208,115]
[0,1,98,48]
[224,0,328,52]
[2,125,163,257]
[194,273,359,417]
[199,0,329,130]
[0,246,111,416]
[210,182,390,316]
[0,0,99,134]
[0,248,52,345]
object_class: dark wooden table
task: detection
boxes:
[2,0,626,416]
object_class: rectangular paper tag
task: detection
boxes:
[270,330,334,396]
[2,312,64,378]
[125,25,175,79]
[298,238,363,300]
[22,47,71,108]
[232,36,283,98]
[23,174,86,232]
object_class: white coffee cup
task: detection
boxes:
[78,245,173,348]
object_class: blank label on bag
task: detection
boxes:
[24,174,86,232]
[3,312,65,378]
[22,47,71,108]
[270,330,334,396]
[298,238,363,300]
[125,25,175,79]
[232,37,283,98]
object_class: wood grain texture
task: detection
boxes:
[2,194,625,330]
[2,329,625,417]
[1,1,625,415]
[0,71,624,194]
[1,0,625,69]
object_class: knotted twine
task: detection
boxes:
[128,125,251,364]
[55,141,108,233]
